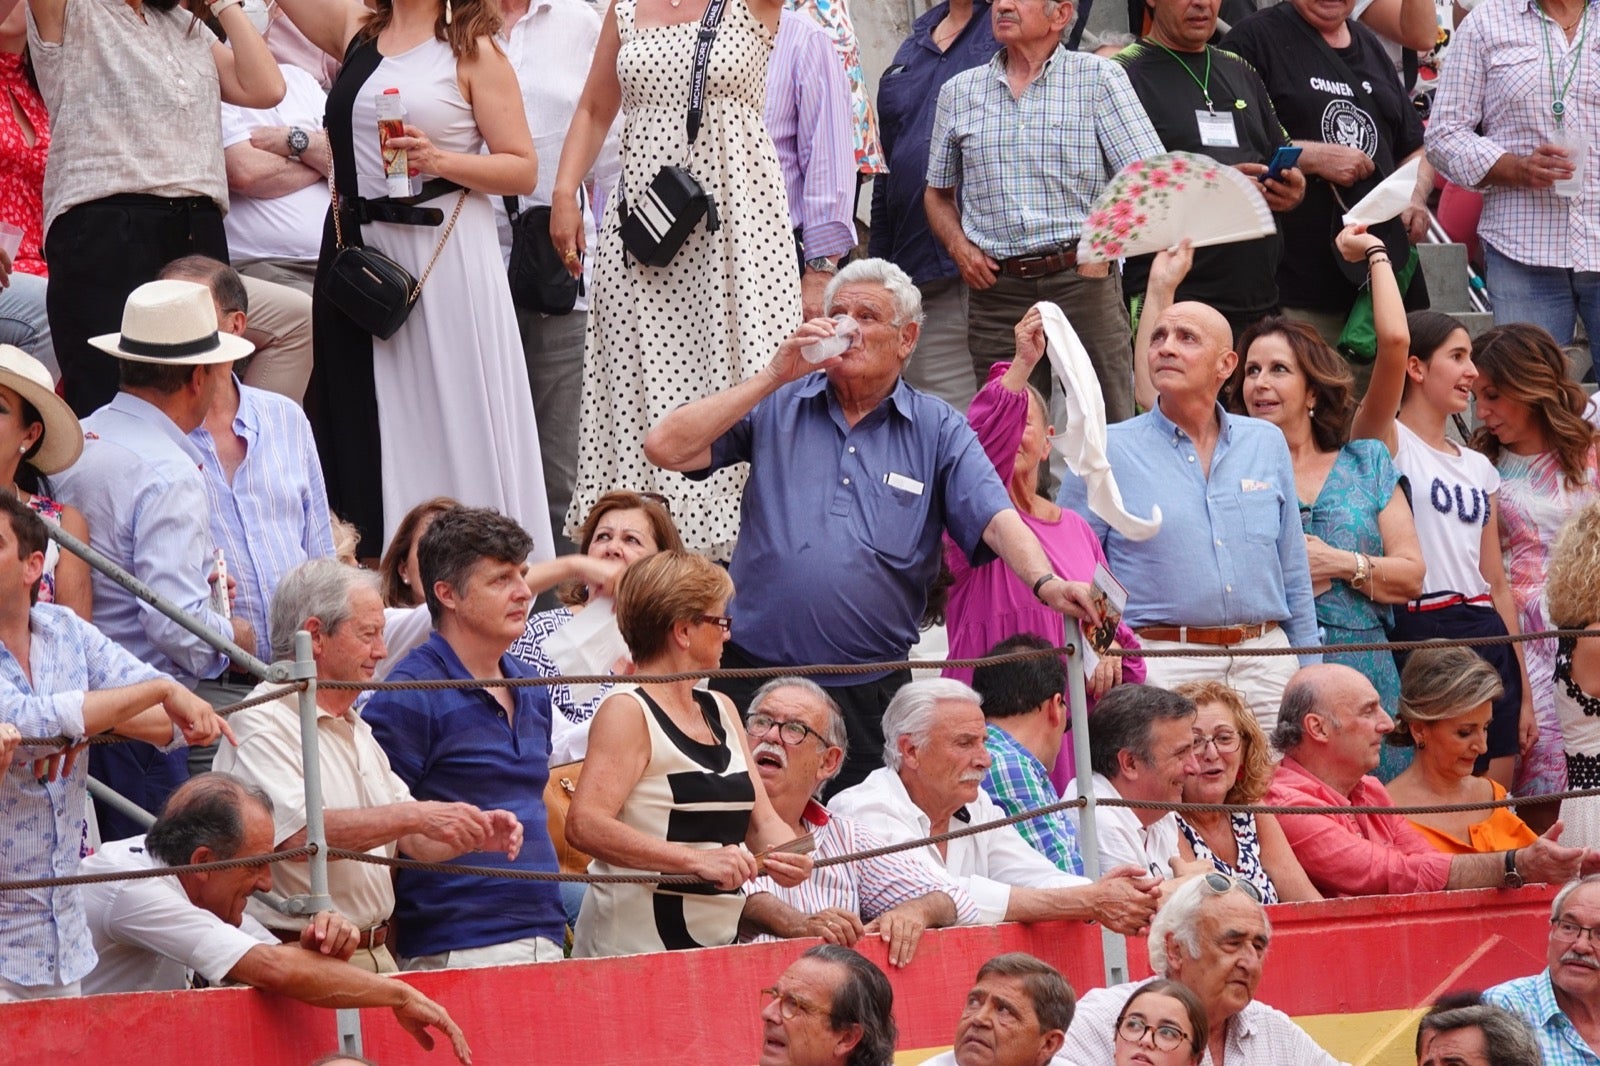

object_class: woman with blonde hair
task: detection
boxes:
[1469,323,1600,826]
[1545,501,1600,847]
[1172,680,1321,902]
[1386,645,1539,853]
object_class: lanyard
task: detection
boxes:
[1154,40,1215,112]
[1540,0,1592,126]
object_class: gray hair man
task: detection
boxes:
[739,677,979,967]
[759,943,898,1066]
[213,558,523,972]
[645,258,1100,794]
[1486,875,1600,1063]
[1416,996,1540,1066]
[78,773,471,1062]
[829,678,1159,934]
[1062,873,1342,1064]
[1266,664,1587,896]
[922,953,1076,1066]
[1067,684,1199,878]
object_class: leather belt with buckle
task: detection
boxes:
[1135,620,1279,647]
[273,921,389,950]
[998,247,1079,279]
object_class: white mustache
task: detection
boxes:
[754,741,788,768]
[1563,952,1600,970]
[959,771,987,783]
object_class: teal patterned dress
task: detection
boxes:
[1301,439,1410,780]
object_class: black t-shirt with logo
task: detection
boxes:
[1222,4,1425,312]
[1115,41,1291,320]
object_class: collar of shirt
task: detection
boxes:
[984,722,1051,781]
[1276,754,1382,806]
[793,372,917,426]
[988,41,1066,87]
[1149,397,1235,451]
[104,391,207,469]
[802,798,833,827]
[912,0,995,51]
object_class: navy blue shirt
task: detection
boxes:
[868,1,1000,285]
[363,633,565,957]
[695,374,1012,681]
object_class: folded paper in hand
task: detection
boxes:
[1341,156,1422,227]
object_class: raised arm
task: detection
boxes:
[1346,226,1411,452]
[1133,241,1194,412]
[209,5,285,110]
[271,0,369,61]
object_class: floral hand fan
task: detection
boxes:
[1077,151,1277,264]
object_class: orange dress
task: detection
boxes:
[1406,780,1539,855]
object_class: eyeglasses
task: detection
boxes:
[747,712,829,748]
[1201,871,1264,904]
[1552,918,1600,944]
[696,614,733,633]
[760,987,829,1021]
[1117,1016,1191,1052]
[1191,729,1242,755]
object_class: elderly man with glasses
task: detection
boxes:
[738,678,978,968]
[1063,874,1344,1065]
[1487,876,1600,1065]
[758,944,898,1066]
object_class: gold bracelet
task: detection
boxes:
[1351,551,1369,588]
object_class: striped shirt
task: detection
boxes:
[926,45,1165,259]
[0,603,163,988]
[745,800,980,933]
[1487,971,1600,1065]
[1424,0,1600,271]
[765,8,857,260]
[982,724,1084,875]
[190,381,336,662]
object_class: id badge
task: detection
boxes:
[1196,109,1240,148]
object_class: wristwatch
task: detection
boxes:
[803,256,838,275]
[1504,849,1524,889]
[286,126,310,162]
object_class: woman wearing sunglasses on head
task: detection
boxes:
[1113,979,1207,1066]
[1172,681,1322,903]
[566,550,811,958]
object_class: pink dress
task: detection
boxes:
[941,363,1145,789]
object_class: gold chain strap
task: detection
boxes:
[329,173,470,304]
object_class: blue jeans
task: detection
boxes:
[1484,241,1600,350]
[0,270,57,382]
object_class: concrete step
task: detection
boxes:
[1416,241,1480,314]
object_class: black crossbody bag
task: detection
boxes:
[504,195,583,315]
[616,0,728,267]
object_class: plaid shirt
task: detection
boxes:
[926,44,1165,259]
[1487,971,1600,1065]
[1425,0,1600,270]
[982,724,1084,876]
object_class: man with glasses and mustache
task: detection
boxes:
[738,678,978,968]
[1487,876,1600,1064]
[1063,873,1344,1065]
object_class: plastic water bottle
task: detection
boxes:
[375,89,411,199]
[802,315,861,364]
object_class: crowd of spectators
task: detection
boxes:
[3,0,1600,1057]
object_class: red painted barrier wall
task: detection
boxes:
[0,886,1560,1066]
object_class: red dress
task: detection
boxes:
[0,51,51,277]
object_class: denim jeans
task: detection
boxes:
[1484,241,1600,349]
[0,270,56,382]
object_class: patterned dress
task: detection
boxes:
[507,605,613,765]
[783,0,885,174]
[1178,813,1279,904]
[568,0,800,561]
[1496,446,1600,799]
[1300,439,1409,779]
[27,493,65,606]
[1555,635,1600,848]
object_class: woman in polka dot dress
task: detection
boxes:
[551,0,801,562]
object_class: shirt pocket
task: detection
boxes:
[856,477,931,562]
[1237,488,1283,546]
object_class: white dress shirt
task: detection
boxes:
[1066,773,1182,879]
[830,766,1088,925]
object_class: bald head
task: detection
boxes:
[1168,301,1234,352]
[1147,301,1237,404]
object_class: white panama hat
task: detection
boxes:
[0,344,83,475]
[88,279,255,366]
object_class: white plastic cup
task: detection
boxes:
[802,314,861,364]
[1551,125,1589,199]
[0,222,22,264]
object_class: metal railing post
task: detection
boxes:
[86,778,155,831]
[1067,638,1129,987]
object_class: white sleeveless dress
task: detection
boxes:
[345,38,553,554]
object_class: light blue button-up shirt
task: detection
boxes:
[1487,970,1600,1065]
[53,392,230,686]
[190,381,335,662]
[0,603,162,988]
[1057,401,1320,660]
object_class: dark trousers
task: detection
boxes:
[1389,600,1522,763]
[711,642,912,797]
[967,268,1136,423]
[45,195,228,416]
[90,743,189,843]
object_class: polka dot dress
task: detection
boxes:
[567,0,802,562]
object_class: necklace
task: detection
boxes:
[932,13,967,48]
[1152,39,1215,112]
[1540,0,1592,123]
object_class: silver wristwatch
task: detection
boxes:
[286,126,310,162]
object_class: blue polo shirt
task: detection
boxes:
[696,373,1011,681]
[363,633,565,957]
[868,0,1000,284]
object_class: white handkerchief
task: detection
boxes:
[1342,156,1423,227]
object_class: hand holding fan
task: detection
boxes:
[1077,151,1277,265]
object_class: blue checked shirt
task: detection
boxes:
[926,44,1165,259]
[1487,971,1600,1065]
[0,604,163,988]
[982,724,1083,875]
